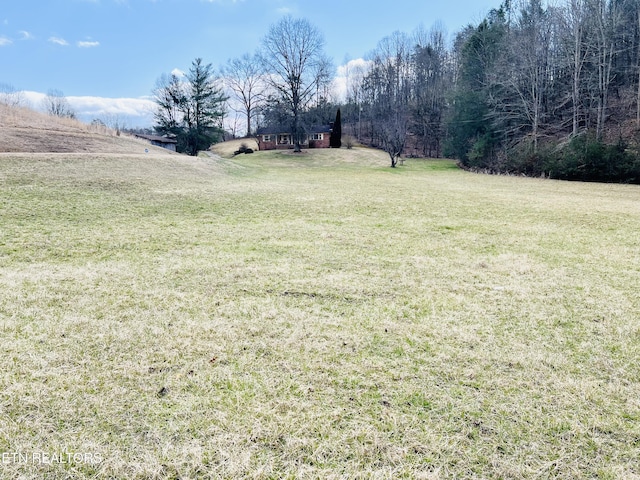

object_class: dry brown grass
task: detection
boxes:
[210,138,260,157]
[0,104,173,155]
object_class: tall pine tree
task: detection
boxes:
[154,58,227,156]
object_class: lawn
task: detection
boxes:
[0,148,639,479]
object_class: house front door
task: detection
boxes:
[278,134,290,145]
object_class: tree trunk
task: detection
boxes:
[596,41,614,141]
[293,114,302,152]
[593,0,617,142]
[571,0,584,137]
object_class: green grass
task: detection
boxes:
[1,148,639,479]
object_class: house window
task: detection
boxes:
[278,134,290,144]
[262,135,274,142]
[310,133,324,141]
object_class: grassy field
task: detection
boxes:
[0,146,639,479]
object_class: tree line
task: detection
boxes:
[443,0,640,182]
[153,1,640,183]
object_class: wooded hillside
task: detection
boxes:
[337,0,640,182]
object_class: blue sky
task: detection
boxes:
[1,0,503,126]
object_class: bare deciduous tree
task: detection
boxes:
[222,53,266,137]
[379,111,409,167]
[411,23,451,157]
[0,83,26,107]
[343,59,369,141]
[100,113,127,136]
[259,16,332,152]
[43,89,75,118]
[362,31,413,166]
[562,0,590,136]
[637,3,640,128]
[497,0,554,153]
[589,0,621,140]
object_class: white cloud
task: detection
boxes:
[0,36,12,46]
[68,95,156,119]
[77,40,100,48]
[336,58,371,76]
[171,68,186,78]
[19,31,34,40]
[49,36,69,46]
[22,91,157,126]
[21,90,46,107]
[333,58,372,102]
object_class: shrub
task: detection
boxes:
[547,134,640,184]
[234,143,250,155]
[343,135,355,150]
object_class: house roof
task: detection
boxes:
[135,134,177,144]
[256,124,332,135]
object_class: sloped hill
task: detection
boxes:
[210,138,391,167]
[0,104,172,155]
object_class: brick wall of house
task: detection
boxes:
[256,128,333,151]
[308,136,330,149]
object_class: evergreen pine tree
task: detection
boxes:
[330,108,342,148]
[154,58,227,156]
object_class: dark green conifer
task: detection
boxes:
[330,108,342,148]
